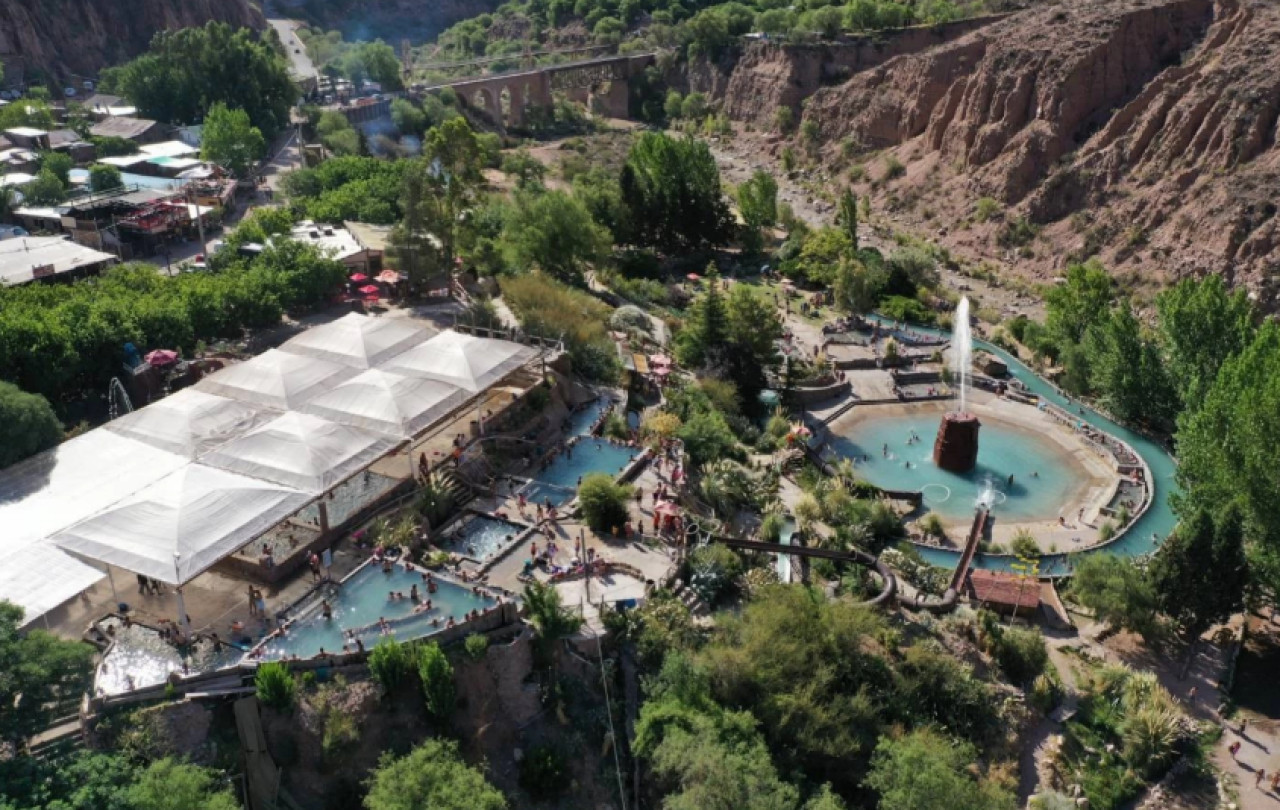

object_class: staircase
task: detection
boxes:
[438,467,476,509]
[26,698,85,764]
[671,580,709,618]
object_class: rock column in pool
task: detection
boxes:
[934,411,980,473]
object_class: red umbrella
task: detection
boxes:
[358,284,381,295]
[362,293,382,302]
[145,349,179,367]
[349,273,368,282]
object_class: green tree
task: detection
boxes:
[364,739,505,810]
[737,169,778,254]
[1149,506,1248,639]
[619,132,732,253]
[254,661,296,710]
[0,382,62,467]
[1084,301,1176,429]
[368,637,415,692]
[0,601,94,747]
[88,163,124,193]
[22,169,66,205]
[127,759,238,810]
[1067,554,1159,639]
[836,188,858,247]
[577,472,633,532]
[865,728,1016,810]
[1177,321,1280,598]
[724,281,783,412]
[500,149,547,190]
[354,40,404,90]
[417,641,456,722]
[1045,260,1112,345]
[200,103,266,178]
[390,98,427,137]
[832,259,878,314]
[502,189,610,285]
[1155,274,1256,412]
[676,264,730,369]
[202,103,266,177]
[522,580,583,664]
[108,22,294,136]
[39,152,73,187]
[664,90,684,120]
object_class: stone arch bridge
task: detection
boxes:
[338,53,656,127]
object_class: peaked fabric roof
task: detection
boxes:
[103,389,274,458]
[196,349,353,411]
[0,544,106,626]
[202,412,398,494]
[54,465,311,585]
[278,312,434,369]
[380,330,537,391]
[302,369,469,438]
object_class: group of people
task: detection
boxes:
[135,574,167,596]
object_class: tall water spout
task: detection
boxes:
[952,296,972,413]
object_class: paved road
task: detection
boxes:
[268,18,318,80]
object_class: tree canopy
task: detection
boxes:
[105,22,295,137]
[619,132,732,253]
[363,739,507,810]
[0,601,95,747]
[865,728,1016,810]
[200,103,267,178]
[0,382,63,468]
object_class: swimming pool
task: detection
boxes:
[831,411,1091,524]
[566,396,615,437]
[438,514,528,562]
[521,438,641,507]
[861,314,1178,576]
[253,561,495,660]
[297,470,402,529]
[95,618,244,696]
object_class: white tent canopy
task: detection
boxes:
[196,350,353,411]
[279,312,434,369]
[104,389,275,458]
[381,330,537,391]
[54,465,310,585]
[0,544,106,626]
[203,412,398,494]
[303,369,469,438]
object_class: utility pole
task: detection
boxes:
[186,183,206,267]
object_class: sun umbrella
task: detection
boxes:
[349,273,368,282]
[649,354,672,366]
[686,273,701,281]
[358,284,381,295]
[376,269,401,284]
[145,349,179,367]
[362,293,382,302]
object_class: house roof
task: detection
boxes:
[967,570,1041,610]
[82,93,124,111]
[0,236,116,286]
[89,116,160,140]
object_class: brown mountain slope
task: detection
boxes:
[704,0,1279,303]
[0,0,264,83]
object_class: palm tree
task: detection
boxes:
[522,581,583,666]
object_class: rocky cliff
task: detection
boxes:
[0,0,264,83]
[710,0,1280,303]
[270,0,501,43]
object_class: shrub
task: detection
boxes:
[687,544,745,603]
[322,711,358,760]
[418,641,456,722]
[760,512,786,544]
[994,626,1049,686]
[255,661,295,710]
[0,381,63,468]
[882,156,906,181]
[919,513,945,539]
[974,197,1001,223]
[519,742,569,800]
[1011,529,1040,559]
[463,633,489,662]
[368,638,415,692]
[577,472,633,532]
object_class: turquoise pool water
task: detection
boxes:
[832,413,1083,524]
[862,315,1179,576]
[522,438,640,507]
[439,515,527,561]
[254,562,493,660]
[566,397,614,437]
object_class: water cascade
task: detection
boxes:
[933,297,981,472]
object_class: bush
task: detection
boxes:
[322,711,358,760]
[418,641,455,722]
[993,626,1049,686]
[0,381,63,468]
[1011,529,1040,559]
[578,472,632,532]
[463,633,489,662]
[879,295,934,325]
[368,638,415,692]
[255,662,296,710]
[519,743,569,800]
[687,543,745,604]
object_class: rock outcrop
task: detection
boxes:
[0,0,264,83]
[709,0,1280,303]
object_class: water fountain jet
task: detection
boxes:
[933,297,981,472]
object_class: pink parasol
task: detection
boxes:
[358,284,381,295]
[686,273,701,281]
[376,269,402,284]
[349,273,368,282]
[145,349,179,367]
[649,354,672,366]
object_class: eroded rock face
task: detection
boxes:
[709,0,1280,303]
[0,0,264,82]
